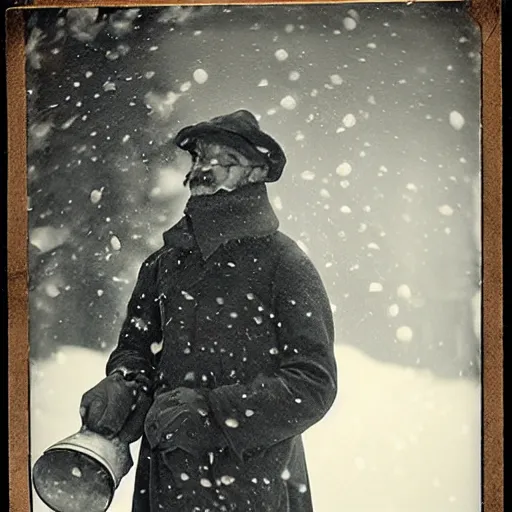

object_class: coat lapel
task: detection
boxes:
[160,218,207,293]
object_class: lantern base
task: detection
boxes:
[33,448,114,512]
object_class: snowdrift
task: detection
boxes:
[30,344,480,512]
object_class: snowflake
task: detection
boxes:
[225,418,239,428]
[280,96,297,110]
[343,17,357,31]
[396,326,413,343]
[449,111,465,130]
[193,69,208,84]
[342,114,357,128]
[336,162,352,176]
[275,49,289,61]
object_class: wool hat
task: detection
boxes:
[174,109,286,182]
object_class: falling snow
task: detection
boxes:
[110,235,122,251]
[180,81,192,92]
[90,189,102,204]
[193,68,208,84]
[343,17,357,31]
[200,478,213,488]
[71,467,82,478]
[103,80,116,92]
[330,74,343,85]
[342,114,357,128]
[388,304,400,317]
[397,285,412,300]
[221,475,236,486]
[449,110,465,130]
[301,170,316,181]
[27,6,481,511]
[280,95,297,110]
[438,205,455,216]
[336,162,352,177]
[273,196,283,210]
[396,326,414,343]
[275,49,289,61]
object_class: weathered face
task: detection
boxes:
[183,140,268,196]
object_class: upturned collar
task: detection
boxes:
[163,183,279,260]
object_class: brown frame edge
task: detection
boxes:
[6,1,503,511]
[7,7,30,512]
[468,1,504,512]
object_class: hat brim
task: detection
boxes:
[174,123,286,182]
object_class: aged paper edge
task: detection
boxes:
[29,0,466,7]
[6,1,503,511]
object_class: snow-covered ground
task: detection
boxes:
[30,345,481,512]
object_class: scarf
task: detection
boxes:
[183,183,279,260]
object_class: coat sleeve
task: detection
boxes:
[207,243,337,460]
[106,253,162,378]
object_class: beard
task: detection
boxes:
[183,164,267,196]
[183,169,222,196]
[183,170,215,188]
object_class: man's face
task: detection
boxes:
[184,140,268,196]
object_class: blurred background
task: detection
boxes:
[26,3,482,512]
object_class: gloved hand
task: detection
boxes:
[144,387,226,458]
[80,371,153,443]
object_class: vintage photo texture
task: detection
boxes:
[26,3,481,512]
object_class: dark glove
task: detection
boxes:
[144,387,226,457]
[80,371,152,443]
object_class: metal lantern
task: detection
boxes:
[32,428,133,512]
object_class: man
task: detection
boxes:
[79,110,338,512]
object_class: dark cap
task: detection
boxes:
[174,109,286,182]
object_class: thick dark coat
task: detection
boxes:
[106,184,337,512]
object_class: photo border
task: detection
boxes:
[6,1,503,511]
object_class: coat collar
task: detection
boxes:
[163,183,279,260]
